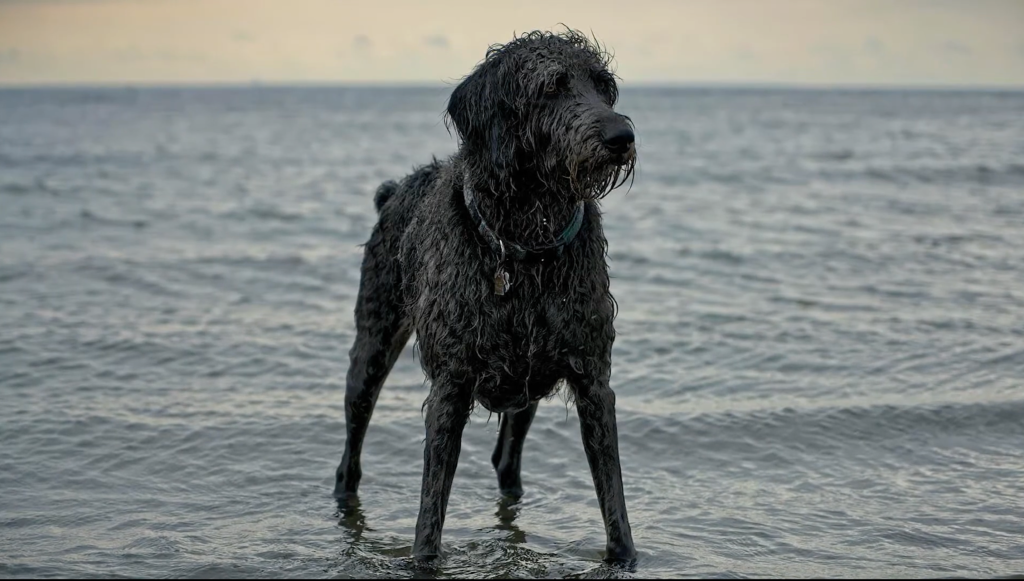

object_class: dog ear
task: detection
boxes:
[445,74,481,143]
[447,68,514,173]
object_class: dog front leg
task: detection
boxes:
[412,384,473,561]
[572,377,637,564]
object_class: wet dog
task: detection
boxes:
[333,29,637,564]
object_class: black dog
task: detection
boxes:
[333,29,637,564]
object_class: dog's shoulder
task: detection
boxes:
[374,157,446,211]
[371,157,455,239]
[396,156,464,227]
[392,155,465,267]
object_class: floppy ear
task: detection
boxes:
[445,74,481,144]
[446,68,514,172]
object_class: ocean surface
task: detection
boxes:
[1,86,1023,579]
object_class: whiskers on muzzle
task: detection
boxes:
[565,144,636,201]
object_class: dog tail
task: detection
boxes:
[373,180,399,213]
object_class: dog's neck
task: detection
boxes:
[462,171,584,252]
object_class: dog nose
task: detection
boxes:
[601,125,634,154]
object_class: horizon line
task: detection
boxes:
[2,79,1023,92]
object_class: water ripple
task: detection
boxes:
[1,86,1023,578]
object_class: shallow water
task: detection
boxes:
[1,86,1023,578]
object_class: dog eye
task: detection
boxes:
[545,73,570,95]
[594,73,618,104]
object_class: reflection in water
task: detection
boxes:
[493,497,527,546]
[330,495,584,579]
[334,495,428,579]
[335,496,369,545]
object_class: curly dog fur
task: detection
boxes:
[333,29,638,564]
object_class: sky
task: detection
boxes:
[0,0,1022,87]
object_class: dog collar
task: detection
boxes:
[462,175,585,263]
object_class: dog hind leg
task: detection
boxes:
[490,401,539,498]
[333,226,412,502]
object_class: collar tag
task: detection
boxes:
[493,240,511,296]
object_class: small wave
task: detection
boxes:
[0,151,145,169]
[688,248,745,265]
[607,251,651,265]
[222,204,306,223]
[0,182,34,195]
[0,265,32,283]
[911,232,1007,249]
[80,209,148,229]
[0,177,60,196]
[121,535,183,554]
[191,252,311,271]
[841,163,1024,186]
[623,398,1024,453]
[73,258,180,298]
[811,149,855,162]
[993,203,1023,216]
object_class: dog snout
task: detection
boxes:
[601,120,635,155]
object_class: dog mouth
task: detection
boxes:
[562,138,636,200]
[611,145,636,167]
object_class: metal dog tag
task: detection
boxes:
[494,269,510,296]
[493,240,511,296]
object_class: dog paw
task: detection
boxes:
[603,543,638,568]
[495,466,524,499]
[332,484,358,504]
[333,469,361,500]
[411,551,443,569]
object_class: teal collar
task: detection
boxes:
[463,174,585,261]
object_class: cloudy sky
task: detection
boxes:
[0,0,1022,86]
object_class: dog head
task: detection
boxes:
[446,29,635,201]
